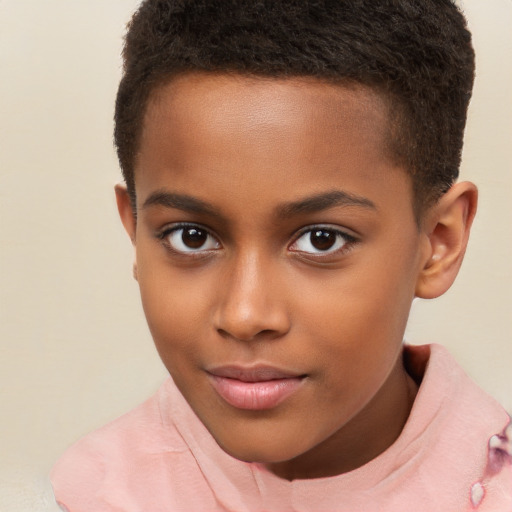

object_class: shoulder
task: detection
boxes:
[404,343,512,510]
[409,343,510,456]
[423,343,508,429]
[405,343,508,426]
[50,379,190,512]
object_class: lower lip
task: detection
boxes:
[208,375,304,410]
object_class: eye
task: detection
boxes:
[161,224,221,253]
[289,226,356,255]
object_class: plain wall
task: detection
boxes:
[0,1,510,509]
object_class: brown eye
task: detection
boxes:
[182,227,207,249]
[164,225,220,253]
[290,226,355,255]
[310,229,336,251]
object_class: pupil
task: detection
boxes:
[311,230,336,251]
[182,228,207,249]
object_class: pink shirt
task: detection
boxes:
[51,344,512,511]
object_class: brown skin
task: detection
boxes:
[116,73,477,480]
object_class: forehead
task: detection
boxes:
[135,72,412,220]
[141,73,391,158]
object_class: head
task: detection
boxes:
[115,0,475,218]
[114,0,477,478]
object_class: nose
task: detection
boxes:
[213,252,291,342]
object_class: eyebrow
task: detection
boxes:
[142,188,376,219]
[142,190,223,218]
[276,190,376,218]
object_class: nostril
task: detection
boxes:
[216,328,230,339]
[216,327,283,342]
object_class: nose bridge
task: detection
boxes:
[215,248,289,341]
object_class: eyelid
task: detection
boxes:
[288,224,358,256]
[156,221,212,237]
[157,222,222,254]
[292,223,358,241]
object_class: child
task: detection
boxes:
[51,0,512,510]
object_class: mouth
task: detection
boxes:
[206,365,306,410]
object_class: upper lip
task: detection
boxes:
[206,365,305,382]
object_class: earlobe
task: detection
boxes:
[115,184,137,244]
[415,182,478,299]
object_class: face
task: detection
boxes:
[123,73,427,479]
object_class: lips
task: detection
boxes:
[206,365,306,410]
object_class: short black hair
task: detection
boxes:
[114,0,475,216]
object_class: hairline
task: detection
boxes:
[128,69,428,225]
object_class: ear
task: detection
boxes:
[115,184,138,280]
[115,184,137,242]
[415,182,478,299]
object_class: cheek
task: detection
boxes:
[136,253,215,356]
[297,262,414,339]
[296,252,417,381]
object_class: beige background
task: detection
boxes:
[0,1,510,509]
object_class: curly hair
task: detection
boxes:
[114,0,475,216]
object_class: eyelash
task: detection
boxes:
[156,223,358,259]
[157,223,220,257]
[288,225,358,259]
